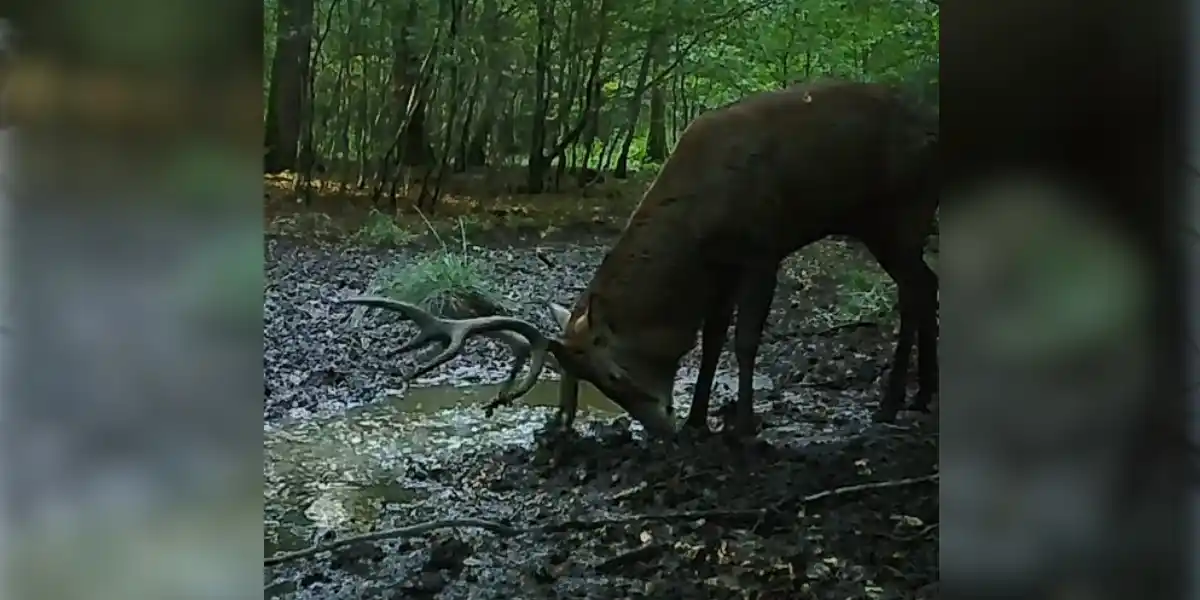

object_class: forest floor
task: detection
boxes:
[263,181,938,599]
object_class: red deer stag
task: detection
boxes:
[340,79,939,438]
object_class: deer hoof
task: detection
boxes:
[678,422,712,442]
[909,392,936,413]
[544,413,575,435]
[720,414,760,440]
[872,406,899,423]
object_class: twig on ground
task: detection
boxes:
[264,472,939,567]
[810,320,879,336]
[265,269,300,291]
[894,522,939,541]
[798,473,938,503]
[797,379,850,390]
[607,481,649,502]
[263,518,519,567]
[535,249,556,268]
[594,542,666,573]
[536,507,775,534]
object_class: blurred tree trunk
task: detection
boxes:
[264,0,315,173]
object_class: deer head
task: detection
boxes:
[338,295,678,437]
[546,295,680,430]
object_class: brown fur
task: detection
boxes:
[553,79,939,434]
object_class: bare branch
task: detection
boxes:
[263,518,519,567]
[264,473,938,567]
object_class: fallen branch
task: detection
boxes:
[263,518,519,567]
[894,522,939,542]
[810,320,880,336]
[797,379,851,390]
[798,473,938,503]
[535,249,556,269]
[264,472,939,567]
[606,481,649,502]
[537,506,774,534]
[594,542,666,573]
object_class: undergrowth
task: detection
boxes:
[350,209,418,246]
[353,214,509,324]
[785,241,900,331]
[827,266,898,326]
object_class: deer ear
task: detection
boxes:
[548,303,572,330]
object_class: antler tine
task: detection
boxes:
[338,296,554,399]
[339,296,448,370]
[394,330,440,354]
[408,330,472,379]
[500,339,547,401]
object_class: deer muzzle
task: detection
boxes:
[556,372,677,438]
[621,400,678,438]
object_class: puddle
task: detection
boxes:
[395,378,622,414]
[264,379,620,557]
[264,373,777,559]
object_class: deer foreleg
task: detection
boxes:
[728,265,779,436]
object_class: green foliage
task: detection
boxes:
[834,266,897,324]
[265,0,938,180]
[355,220,509,323]
[803,259,898,330]
[351,210,418,246]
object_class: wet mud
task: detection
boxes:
[264,234,938,599]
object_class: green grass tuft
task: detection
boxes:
[351,209,418,246]
[352,217,509,324]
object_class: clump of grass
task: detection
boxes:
[352,214,509,325]
[836,266,897,321]
[807,263,898,331]
[351,209,418,246]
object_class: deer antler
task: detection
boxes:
[337,296,553,405]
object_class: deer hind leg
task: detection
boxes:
[684,290,737,431]
[866,242,936,422]
[728,264,779,436]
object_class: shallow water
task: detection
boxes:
[383,378,621,415]
[263,380,622,556]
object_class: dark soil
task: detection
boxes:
[266,421,937,600]
[264,230,938,599]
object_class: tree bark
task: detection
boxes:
[264,0,315,173]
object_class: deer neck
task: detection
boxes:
[587,230,710,377]
[609,342,682,406]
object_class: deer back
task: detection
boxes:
[556,79,938,402]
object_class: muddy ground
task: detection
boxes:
[264,230,939,599]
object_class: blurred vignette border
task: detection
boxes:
[2,2,264,599]
[940,0,1187,598]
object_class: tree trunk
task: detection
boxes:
[525,0,553,193]
[614,28,658,178]
[389,1,433,169]
[645,33,668,162]
[263,0,315,173]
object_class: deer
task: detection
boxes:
[339,79,939,439]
